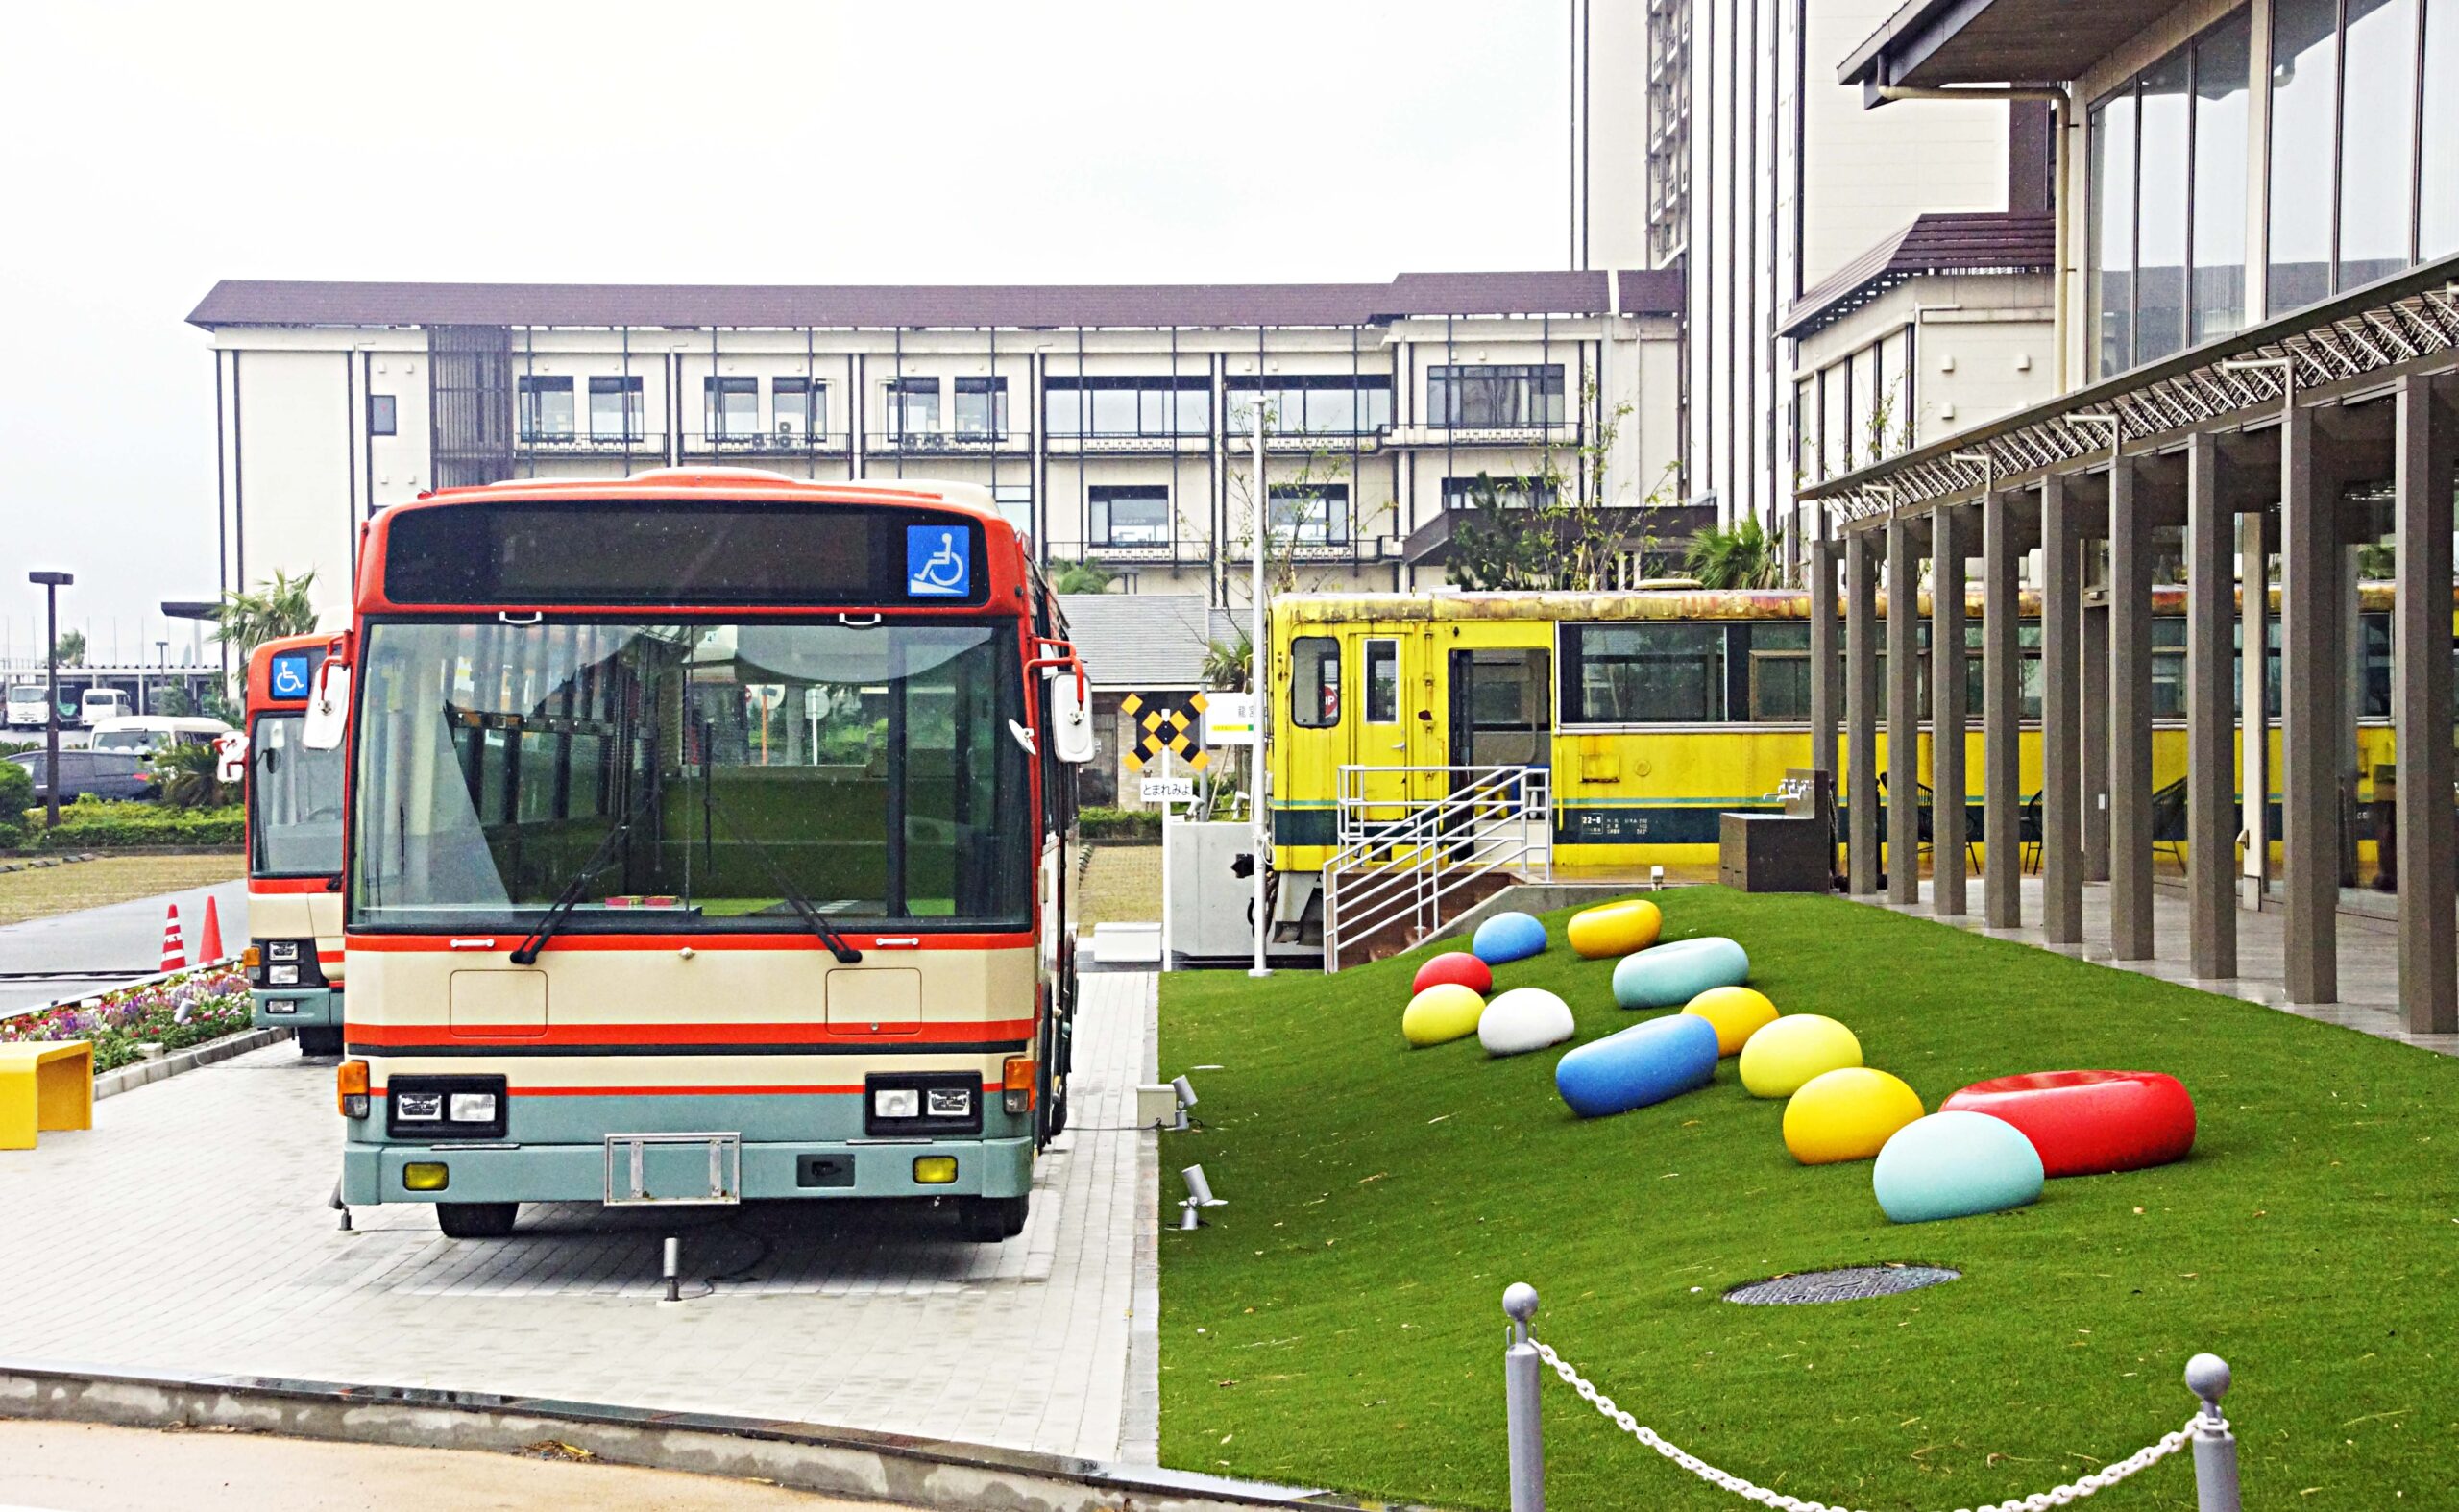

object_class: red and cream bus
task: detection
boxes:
[240,631,348,1054]
[314,471,1088,1239]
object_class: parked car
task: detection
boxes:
[5,684,51,729]
[77,688,131,727]
[8,749,155,803]
[89,716,236,761]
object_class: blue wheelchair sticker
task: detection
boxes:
[907,525,970,597]
[268,651,314,700]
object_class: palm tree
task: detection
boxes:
[211,570,320,666]
[154,742,235,809]
[1683,518,1782,590]
[1201,630,1252,692]
[1048,558,1116,595]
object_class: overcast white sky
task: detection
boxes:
[0,1,1569,659]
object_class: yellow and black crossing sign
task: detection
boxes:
[1119,691,1210,773]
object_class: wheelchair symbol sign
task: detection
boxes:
[906,525,970,597]
[269,652,313,700]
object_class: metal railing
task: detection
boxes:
[1321,764,1551,972]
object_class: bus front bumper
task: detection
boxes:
[340,1134,1035,1207]
[252,987,337,1031]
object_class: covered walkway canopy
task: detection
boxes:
[1795,256,2459,1033]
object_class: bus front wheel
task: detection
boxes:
[436,1202,519,1239]
[959,1195,1028,1243]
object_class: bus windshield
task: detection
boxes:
[252,713,346,877]
[350,620,1033,933]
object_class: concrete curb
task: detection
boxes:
[92,1027,285,1101]
[0,1361,1443,1512]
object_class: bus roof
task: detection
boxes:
[353,472,1027,617]
[247,630,333,710]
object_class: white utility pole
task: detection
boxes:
[1249,399,1272,978]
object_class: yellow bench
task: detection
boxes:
[0,1040,93,1149]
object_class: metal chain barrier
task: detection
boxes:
[1528,1337,2216,1512]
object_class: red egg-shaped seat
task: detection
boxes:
[1940,1070,2195,1178]
[1412,951,1494,995]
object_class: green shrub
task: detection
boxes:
[0,760,29,848]
[1079,805,1163,841]
[19,797,242,849]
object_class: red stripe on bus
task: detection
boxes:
[346,932,1034,953]
[250,877,337,894]
[345,1019,1034,1047]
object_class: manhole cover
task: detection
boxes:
[1723,1265,1961,1305]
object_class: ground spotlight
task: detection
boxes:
[1170,1073,1199,1130]
[1179,1163,1227,1229]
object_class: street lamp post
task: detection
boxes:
[155,639,168,717]
[29,572,74,830]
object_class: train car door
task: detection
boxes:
[1447,648,1551,774]
[1344,631,1432,832]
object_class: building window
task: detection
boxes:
[1044,377,1208,438]
[954,377,1008,437]
[1426,364,1566,427]
[2424,0,2459,258]
[2340,0,2419,288]
[2133,50,2191,363]
[2089,92,2138,378]
[703,376,757,438]
[886,377,939,437]
[590,376,644,440]
[1088,485,1170,547]
[771,377,822,439]
[990,483,1033,542]
[2191,13,2252,343]
[367,393,397,437]
[1561,622,1725,725]
[1364,639,1399,723]
[1269,484,1350,546]
[1440,476,1559,511]
[518,376,574,440]
[1290,637,1340,728]
[1227,376,1393,435]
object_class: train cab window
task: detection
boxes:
[1291,637,1341,728]
[1562,623,1724,724]
[1364,640,1400,723]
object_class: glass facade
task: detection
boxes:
[2135,52,2193,363]
[2337,0,2419,288]
[2191,15,2252,343]
[2426,0,2459,256]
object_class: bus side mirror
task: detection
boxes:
[1049,671,1096,765]
[214,732,247,784]
[302,662,350,751]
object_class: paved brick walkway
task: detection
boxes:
[0,971,1161,1462]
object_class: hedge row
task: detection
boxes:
[1079,806,1164,841]
[15,800,244,850]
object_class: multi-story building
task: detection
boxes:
[1574,0,2059,562]
[188,275,1689,623]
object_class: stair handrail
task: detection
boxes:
[1324,765,1551,971]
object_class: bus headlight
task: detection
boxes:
[864,1074,984,1135]
[873,1088,920,1120]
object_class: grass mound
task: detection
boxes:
[1157,889,2457,1510]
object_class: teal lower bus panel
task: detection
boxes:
[342,1135,1035,1206]
[252,987,337,1031]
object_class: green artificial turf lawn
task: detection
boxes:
[1156,889,2459,1510]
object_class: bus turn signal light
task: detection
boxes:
[1002,1057,1035,1115]
[337,1060,370,1119]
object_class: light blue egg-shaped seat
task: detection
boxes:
[1554,1012,1720,1118]
[1473,911,1548,965]
[1872,1110,2046,1224]
[1611,936,1749,1010]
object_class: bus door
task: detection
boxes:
[1447,647,1551,826]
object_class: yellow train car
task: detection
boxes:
[1265,585,2419,935]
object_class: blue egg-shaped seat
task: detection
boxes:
[1473,911,1548,965]
[1872,1110,2046,1224]
[1555,1012,1720,1118]
[1611,936,1748,1010]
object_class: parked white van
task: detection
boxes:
[89,715,235,757]
[76,688,132,727]
[5,684,50,729]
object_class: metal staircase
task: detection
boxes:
[1321,765,1553,972]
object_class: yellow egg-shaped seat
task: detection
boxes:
[1683,986,1779,1057]
[1783,1067,1925,1163]
[1568,899,1663,960]
[1402,982,1487,1047]
[1738,1013,1863,1098]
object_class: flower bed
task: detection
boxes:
[0,968,254,1073]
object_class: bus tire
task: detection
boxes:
[436,1202,519,1239]
[297,1027,343,1057]
[959,1195,1028,1242]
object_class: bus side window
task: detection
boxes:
[1291,637,1340,728]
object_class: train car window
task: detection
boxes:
[1364,640,1400,723]
[1291,638,1341,728]
[1744,624,1810,721]
[1562,623,1724,723]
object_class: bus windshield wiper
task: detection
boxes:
[509,817,631,965]
[694,772,863,963]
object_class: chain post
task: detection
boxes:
[2185,1353,2240,1512]
[1502,1283,1544,1512]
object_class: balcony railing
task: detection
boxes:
[515,429,668,457]
[872,429,1024,455]
[679,431,852,458]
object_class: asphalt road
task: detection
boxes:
[0,876,250,1014]
[0,1420,900,1510]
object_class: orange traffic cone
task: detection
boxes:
[199,895,225,963]
[160,903,187,973]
